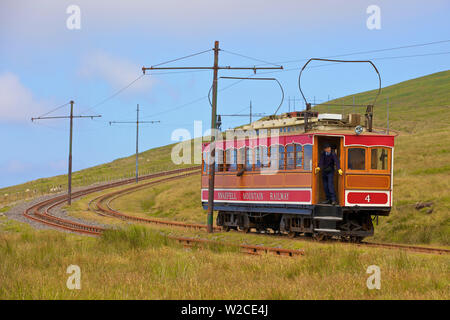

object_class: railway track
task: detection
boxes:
[358,241,450,255]
[23,166,201,236]
[92,178,450,256]
[21,166,304,257]
[93,178,450,254]
[21,166,449,256]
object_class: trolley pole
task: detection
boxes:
[31,101,101,205]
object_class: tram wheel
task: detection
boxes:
[239,227,250,233]
[313,233,329,241]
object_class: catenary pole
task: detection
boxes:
[109,104,160,184]
[68,100,74,204]
[136,104,139,184]
[31,100,101,204]
[142,41,283,233]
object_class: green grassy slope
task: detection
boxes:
[313,70,450,245]
[2,70,449,245]
[0,140,201,206]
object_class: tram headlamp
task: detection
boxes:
[355,125,363,135]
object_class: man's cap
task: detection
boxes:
[323,143,331,149]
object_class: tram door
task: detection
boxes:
[312,136,344,205]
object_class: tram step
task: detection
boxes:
[314,228,340,233]
[314,204,343,218]
[313,216,343,221]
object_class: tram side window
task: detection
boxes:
[245,147,253,171]
[304,145,312,170]
[237,148,245,170]
[261,146,269,167]
[286,144,295,169]
[279,146,285,170]
[295,145,303,169]
[371,148,389,171]
[270,145,278,169]
[255,146,261,169]
[216,149,224,172]
[226,149,237,171]
[348,148,366,170]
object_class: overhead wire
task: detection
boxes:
[138,49,450,120]
[220,49,282,67]
[75,42,450,123]
[254,39,450,66]
[151,49,212,67]
[35,101,71,118]
[78,74,145,115]
[77,49,214,117]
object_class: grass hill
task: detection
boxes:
[1,70,449,245]
[314,70,450,245]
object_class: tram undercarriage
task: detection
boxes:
[215,205,384,242]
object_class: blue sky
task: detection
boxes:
[0,0,449,188]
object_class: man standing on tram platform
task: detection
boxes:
[315,144,343,205]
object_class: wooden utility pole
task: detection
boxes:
[207,41,220,232]
[32,100,101,204]
[142,41,283,233]
[68,100,74,204]
[109,104,160,184]
[136,104,139,184]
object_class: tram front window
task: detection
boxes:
[371,148,389,171]
[348,148,366,170]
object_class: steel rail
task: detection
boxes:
[22,166,449,256]
[93,178,449,256]
[22,166,201,235]
[22,167,304,258]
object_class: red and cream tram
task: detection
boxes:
[201,111,395,241]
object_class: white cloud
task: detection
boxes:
[79,51,155,92]
[0,72,47,123]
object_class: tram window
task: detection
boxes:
[304,145,312,170]
[270,145,279,169]
[348,148,366,170]
[286,144,295,169]
[255,147,261,169]
[261,146,269,167]
[216,149,224,171]
[237,148,245,170]
[245,147,253,171]
[371,148,389,171]
[226,149,237,171]
[295,145,303,168]
[279,146,285,170]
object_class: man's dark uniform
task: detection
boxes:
[318,147,340,203]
